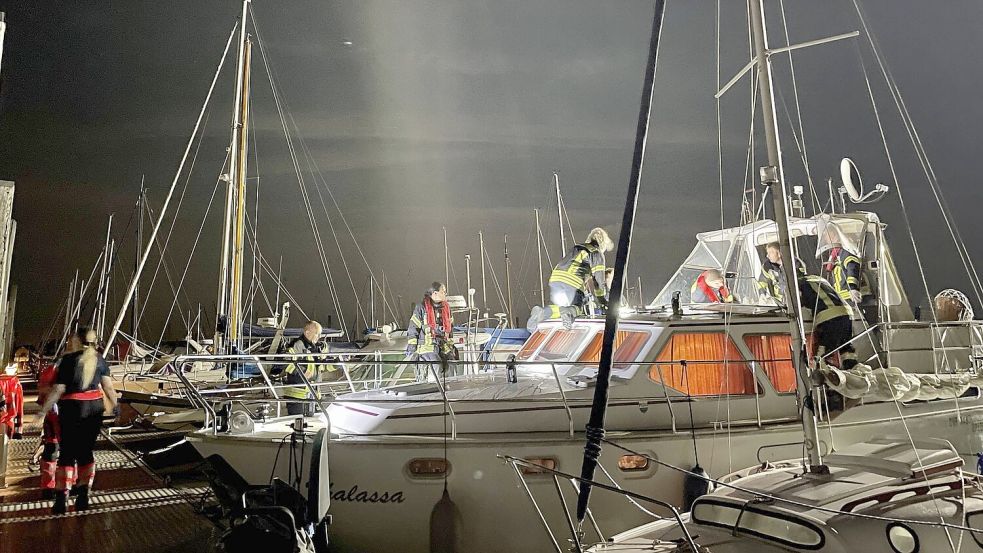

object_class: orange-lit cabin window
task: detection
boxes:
[406,458,451,478]
[578,331,650,366]
[519,457,558,475]
[517,330,549,361]
[617,454,649,472]
[537,328,589,361]
[743,334,797,393]
[649,333,755,396]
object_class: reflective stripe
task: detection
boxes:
[62,390,102,401]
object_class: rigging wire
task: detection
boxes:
[851,0,983,309]
[250,11,348,336]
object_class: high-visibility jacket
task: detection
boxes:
[407,303,453,356]
[824,247,865,302]
[691,272,734,303]
[757,259,786,303]
[549,243,608,301]
[0,374,24,438]
[282,337,334,400]
[798,274,851,326]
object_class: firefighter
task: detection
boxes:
[797,264,858,371]
[32,328,118,514]
[757,242,786,304]
[691,269,734,303]
[0,363,24,440]
[36,360,61,497]
[817,220,866,305]
[281,320,332,416]
[406,282,455,380]
[548,228,614,316]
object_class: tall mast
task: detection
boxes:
[215,0,252,353]
[95,214,113,340]
[132,179,144,343]
[504,234,513,328]
[534,209,545,306]
[748,0,822,469]
[228,34,253,349]
[554,172,566,255]
[478,231,487,314]
[442,226,449,287]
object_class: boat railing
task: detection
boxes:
[498,454,697,553]
[170,353,809,437]
[820,319,983,374]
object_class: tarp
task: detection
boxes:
[240,323,343,339]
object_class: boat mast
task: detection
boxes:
[478,231,487,314]
[132,180,144,343]
[504,234,513,328]
[554,172,566,255]
[534,209,545,306]
[94,214,113,340]
[228,34,253,350]
[748,0,823,469]
[576,0,666,527]
[215,0,251,353]
[442,226,449,287]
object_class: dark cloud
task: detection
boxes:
[1,0,981,342]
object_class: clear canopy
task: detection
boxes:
[649,213,911,321]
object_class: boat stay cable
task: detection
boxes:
[852,0,983,309]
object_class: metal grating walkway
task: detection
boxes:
[0,386,218,552]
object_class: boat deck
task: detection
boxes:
[0,380,218,553]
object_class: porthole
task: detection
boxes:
[406,458,451,479]
[886,522,919,553]
[519,457,557,475]
[617,454,649,472]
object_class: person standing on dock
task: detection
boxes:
[281,320,333,416]
[547,227,613,325]
[32,328,118,514]
[406,282,454,379]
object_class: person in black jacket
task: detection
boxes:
[33,328,118,514]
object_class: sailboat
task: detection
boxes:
[505,1,983,552]
[180,2,983,553]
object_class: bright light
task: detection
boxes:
[618,306,635,318]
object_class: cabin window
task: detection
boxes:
[649,332,755,396]
[577,330,651,366]
[537,328,589,361]
[743,334,797,393]
[406,458,451,478]
[886,523,919,553]
[519,457,558,475]
[516,330,549,361]
[966,511,983,548]
[692,499,824,549]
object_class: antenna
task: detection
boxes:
[839,157,889,204]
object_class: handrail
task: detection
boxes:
[549,362,575,437]
[499,454,698,552]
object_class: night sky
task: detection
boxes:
[0,1,981,344]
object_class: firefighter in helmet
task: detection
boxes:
[547,227,614,323]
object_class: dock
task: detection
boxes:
[0,380,218,553]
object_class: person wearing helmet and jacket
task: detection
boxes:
[796,263,858,371]
[406,282,454,379]
[547,228,614,323]
[757,242,786,304]
[281,320,334,416]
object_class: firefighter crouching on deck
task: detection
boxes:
[547,227,614,327]
[32,328,118,514]
[282,320,334,417]
[406,282,455,380]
